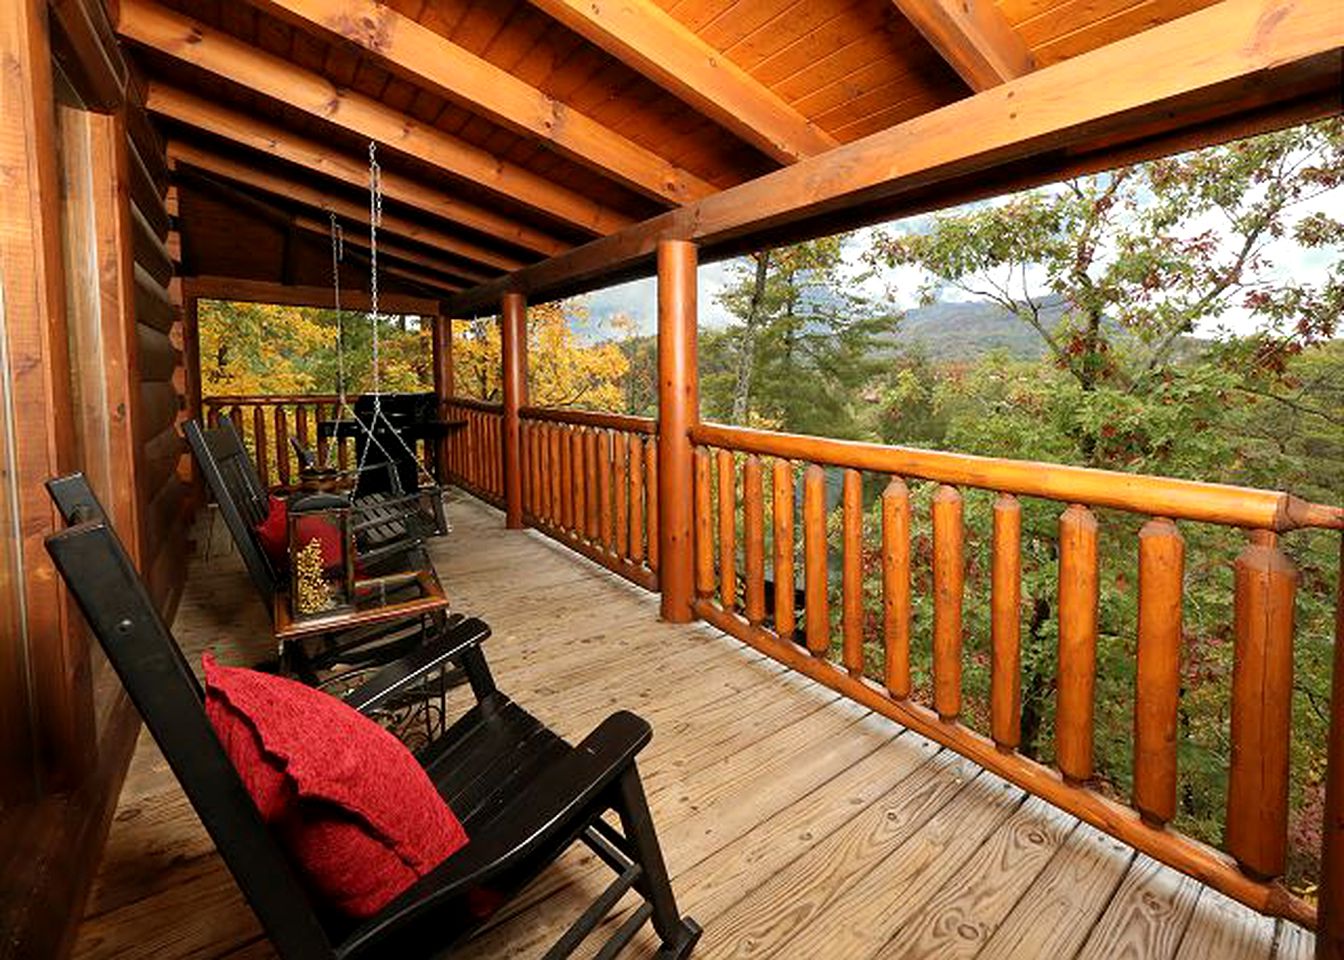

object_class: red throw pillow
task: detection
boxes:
[253,495,348,573]
[254,494,290,570]
[203,654,468,917]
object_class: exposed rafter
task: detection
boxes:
[526,0,838,165]
[288,214,489,286]
[118,0,636,236]
[445,0,1342,316]
[175,162,467,296]
[166,138,519,277]
[891,0,1035,91]
[184,276,440,315]
[148,84,564,261]
[238,0,717,206]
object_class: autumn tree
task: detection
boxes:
[452,300,629,410]
[868,117,1343,466]
[704,236,897,438]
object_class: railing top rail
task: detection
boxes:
[691,421,1344,532]
[519,405,657,435]
[203,393,342,405]
[444,396,505,413]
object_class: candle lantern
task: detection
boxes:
[286,493,356,620]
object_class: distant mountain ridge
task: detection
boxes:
[880,295,1073,360]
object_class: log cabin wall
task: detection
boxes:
[0,1,190,956]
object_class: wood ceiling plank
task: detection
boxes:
[118,0,636,235]
[1014,0,1141,47]
[751,2,886,88]
[150,86,549,266]
[890,0,1035,90]
[726,0,848,72]
[240,0,717,204]
[443,0,1342,316]
[1030,0,1216,66]
[526,0,839,164]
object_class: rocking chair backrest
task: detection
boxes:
[185,417,280,604]
[45,514,335,959]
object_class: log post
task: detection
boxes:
[1226,529,1296,880]
[1057,503,1099,783]
[1319,534,1344,960]
[656,239,698,622]
[431,312,453,482]
[501,292,527,528]
[1133,517,1184,826]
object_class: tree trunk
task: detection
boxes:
[730,251,770,424]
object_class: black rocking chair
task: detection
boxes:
[45,514,701,959]
[45,472,460,747]
[183,418,450,683]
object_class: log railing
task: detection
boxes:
[519,406,659,591]
[443,397,505,506]
[688,420,1344,932]
[202,394,438,489]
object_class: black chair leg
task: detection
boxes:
[614,766,701,959]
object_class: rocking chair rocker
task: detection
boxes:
[45,512,701,959]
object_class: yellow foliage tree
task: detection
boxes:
[452,300,628,410]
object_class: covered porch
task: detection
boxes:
[75,492,1314,960]
[1,0,1342,956]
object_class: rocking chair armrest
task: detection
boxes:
[337,711,653,959]
[342,616,490,715]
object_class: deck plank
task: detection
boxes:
[1075,853,1202,960]
[976,821,1135,960]
[72,493,1315,959]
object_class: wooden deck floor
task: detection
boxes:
[73,492,1316,960]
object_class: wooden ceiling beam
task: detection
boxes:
[166,137,522,277]
[288,213,487,285]
[526,0,838,165]
[444,0,1341,316]
[238,0,717,206]
[148,83,565,261]
[184,276,440,315]
[175,162,468,296]
[891,0,1035,91]
[117,0,635,235]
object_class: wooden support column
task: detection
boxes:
[500,293,527,529]
[0,0,86,796]
[656,239,697,622]
[1319,534,1344,960]
[431,313,454,483]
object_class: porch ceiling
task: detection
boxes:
[108,0,1286,310]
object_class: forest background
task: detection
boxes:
[200,118,1342,893]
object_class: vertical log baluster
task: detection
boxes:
[629,438,645,562]
[718,449,737,612]
[694,448,714,600]
[1318,534,1344,960]
[932,485,964,720]
[598,431,613,551]
[523,423,536,519]
[804,464,829,658]
[991,493,1022,750]
[274,405,290,487]
[547,425,561,527]
[1227,529,1296,879]
[773,459,796,642]
[295,404,309,463]
[253,406,270,488]
[743,455,766,625]
[1057,503,1099,783]
[882,478,911,699]
[645,439,659,572]
[842,469,864,677]
[572,428,587,538]
[614,433,629,557]
[1134,517,1184,825]
[559,425,574,532]
[584,428,600,541]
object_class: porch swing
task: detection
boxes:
[292,143,452,537]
